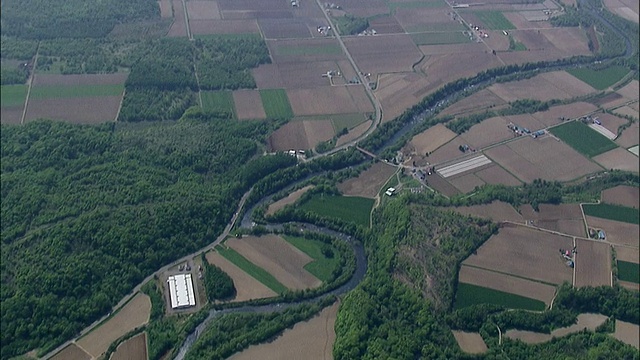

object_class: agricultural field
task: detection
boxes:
[216,246,288,294]
[574,239,611,288]
[111,332,147,360]
[343,35,422,77]
[336,119,372,146]
[283,236,340,282]
[267,185,315,216]
[585,216,639,248]
[167,0,188,37]
[487,71,595,103]
[447,201,524,223]
[228,301,339,360]
[76,292,151,358]
[452,331,488,354]
[298,194,374,227]
[337,162,397,198]
[403,124,458,161]
[583,203,639,225]
[49,344,91,360]
[439,89,508,118]
[201,91,236,117]
[267,120,335,151]
[459,116,515,149]
[604,0,639,23]
[618,261,639,284]
[190,19,261,36]
[614,321,640,350]
[260,89,294,119]
[409,32,471,46]
[205,251,278,302]
[286,86,372,116]
[615,122,639,149]
[469,11,516,30]
[505,314,608,344]
[602,185,639,209]
[566,66,631,90]
[454,283,546,311]
[0,85,27,124]
[232,90,266,120]
[29,84,124,99]
[225,235,321,290]
[519,203,587,238]
[593,147,639,173]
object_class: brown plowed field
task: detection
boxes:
[186,1,221,20]
[189,19,259,35]
[167,0,187,37]
[258,60,344,89]
[488,73,586,103]
[484,136,603,183]
[268,39,345,63]
[592,92,623,107]
[252,64,284,88]
[512,29,555,50]
[77,293,151,358]
[206,251,278,301]
[25,96,121,124]
[233,90,266,120]
[287,87,361,116]
[614,245,639,263]
[463,225,574,284]
[594,113,627,135]
[615,122,639,148]
[343,35,422,76]
[0,107,23,124]
[475,164,522,186]
[497,48,567,66]
[616,80,639,100]
[159,0,173,18]
[336,119,371,146]
[460,116,514,149]
[331,0,389,17]
[227,235,321,289]
[540,71,596,97]
[337,162,397,198]
[452,331,488,354]
[111,332,147,360]
[503,113,546,131]
[419,43,487,56]
[613,105,639,119]
[406,124,458,155]
[506,314,608,344]
[421,51,503,91]
[604,0,639,23]
[267,185,314,216]
[531,102,597,127]
[303,120,336,148]
[459,265,557,304]
[50,344,91,360]
[593,148,639,173]
[440,90,507,118]
[575,239,611,287]
[34,73,128,86]
[228,301,339,360]
[268,120,335,151]
[217,0,289,11]
[368,15,405,34]
[585,216,639,247]
[259,18,312,39]
[448,173,486,193]
[614,321,640,350]
[540,28,591,56]
[619,281,640,291]
[519,204,586,237]
[602,185,639,208]
[394,8,452,29]
[447,201,523,222]
[347,85,374,113]
[421,136,467,165]
[427,173,460,197]
[504,12,553,29]
[375,72,431,123]
[483,31,510,52]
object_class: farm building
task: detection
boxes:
[167,274,196,309]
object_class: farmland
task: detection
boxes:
[452,331,488,354]
[602,185,640,208]
[337,162,397,198]
[549,121,618,158]
[298,194,374,227]
[614,321,640,350]
[29,84,124,99]
[454,283,546,311]
[574,239,611,288]
[471,11,516,30]
[0,85,27,107]
[216,246,288,294]
[283,235,340,282]
[618,261,640,283]
[583,203,640,224]
[267,185,315,216]
[111,332,147,360]
[205,251,278,302]
[409,32,471,45]
[49,344,91,360]
[567,66,631,90]
[260,89,294,119]
[201,90,235,116]
[505,314,609,344]
[585,216,639,248]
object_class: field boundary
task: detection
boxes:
[216,246,288,294]
[461,264,559,287]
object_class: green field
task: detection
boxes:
[509,36,527,51]
[201,90,235,117]
[583,203,639,224]
[0,85,27,107]
[260,89,294,119]
[549,121,618,157]
[405,22,467,33]
[331,113,368,132]
[474,11,516,30]
[298,194,374,227]
[30,84,124,99]
[283,235,340,282]
[389,0,446,11]
[216,246,288,294]
[567,66,630,90]
[454,283,546,311]
[410,31,471,45]
[275,44,342,56]
[618,261,640,283]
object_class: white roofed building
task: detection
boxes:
[167,274,196,309]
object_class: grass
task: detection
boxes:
[283,235,340,282]
[410,31,471,45]
[298,194,374,227]
[473,11,516,30]
[0,85,27,107]
[201,90,235,117]
[275,44,342,56]
[509,36,527,51]
[30,84,124,99]
[260,89,294,119]
[567,66,631,90]
[216,246,288,294]
[454,283,546,311]
[549,121,618,157]
[331,113,368,132]
[583,203,639,224]
[388,0,447,11]
[617,261,640,283]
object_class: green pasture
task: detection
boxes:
[454,282,546,311]
[260,89,294,119]
[1,85,27,107]
[283,235,340,282]
[550,121,618,157]
[30,84,124,99]
[298,194,374,227]
[410,31,471,45]
[389,0,447,11]
[201,90,235,117]
[216,246,288,294]
[583,203,639,224]
[509,36,527,51]
[331,113,368,132]
[275,44,342,56]
[405,22,467,33]
[617,261,640,283]
[567,66,631,90]
[473,11,516,30]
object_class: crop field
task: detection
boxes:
[33,73,129,86]
[201,91,235,116]
[404,124,458,162]
[615,245,639,264]
[368,15,405,34]
[440,89,508,118]
[205,251,278,301]
[337,162,397,198]
[0,106,23,125]
[226,235,321,290]
[458,265,557,305]
[441,171,484,193]
[336,119,371,146]
[77,293,151,358]
[485,135,603,183]
[583,203,639,225]
[615,321,640,350]
[267,185,314,216]
[615,122,639,149]
[454,283,546,310]
[463,225,574,285]
[283,235,340,282]
[50,344,92,360]
[343,35,423,76]
[29,84,124,99]
[585,216,639,247]
[375,72,431,123]
[531,102,598,127]
[186,1,221,20]
[574,239,611,287]
[471,11,516,30]
[387,0,448,11]
[618,260,639,283]
[409,32,471,45]
[25,96,122,124]
[111,332,147,360]
[272,43,342,57]
[488,72,594,103]
[593,148,639,173]
[259,18,312,39]
[298,194,374,227]
[217,246,288,294]
[459,116,515,149]
[228,301,339,360]
[286,87,369,116]
[519,203,586,237]
[452,331,488,354]
[330,113,368,132]
[232,90,266,120]
[448,201,524,223]
[616,80,639,101]
[268,120,335,151]
[602,185,639,209]
[168,0,188,37]
[550,121,618,157]
[189,19,261,36]
[394,7,459,32]
[567,66,631,90]
[0,85,27,107]
[505,314,608,344]
[260,89,294,119]
[158,0,172,18]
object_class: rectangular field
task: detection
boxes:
[206,251,278,302]
[267,120,335,151]
[452,331,488,355]
[437,155,492,178]
[29,84,124,99]
[50,344,92,360]
[216,246,288,294]
[586,216,639,248]
[602,185,639,209]
[567,66,631,90]
[618,261,640,283]
[454,283,546,310]
[583,203,639,224]
[337,162,397,198]
[298,194,374,227]
[0,85,27,107]
[260,89,294,119]
[574,239,611,287]
[448,201,524,223]
[201,90,235,116]
[472,11,516,30]
[283,235,340,282]
[593,148,639,173]
[409,32,471,45]
[111,332,147,360]
[233,90,266,120]
[25,96,122,124]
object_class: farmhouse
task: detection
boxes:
[167,274,196,309]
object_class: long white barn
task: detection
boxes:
[167,274,196,309]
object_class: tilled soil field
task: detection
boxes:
[615,122,639,148]
[531,102,597,127]
[206,251,278,301]
[0,107,23,125]
[452,331,488,354]
[585,216,639,247]
[50,344,92,360]
[233,90,266,120]
[459,116,514,149]
[593,148,639,173]
[267,185,315,216]
[189,19,260,35]
[337,162,397,198]
[111,332,147,360]
[440,89,507,118]
[614,320,640,350]
[344,35,422,76]
[474,164,522,186]
[574,239,611,287]
[602,185,639,208]
[186,1,221,20]
[25,96,122,124]
[406,124,458,156]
